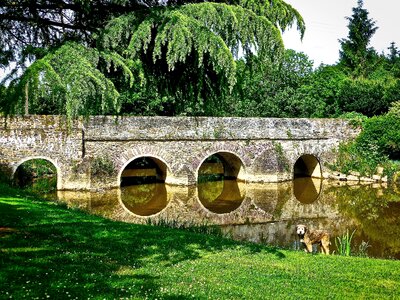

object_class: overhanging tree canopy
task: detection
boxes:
[1,0,305,118]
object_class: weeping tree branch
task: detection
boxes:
[1,0,306,119]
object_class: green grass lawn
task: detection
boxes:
[1,183,399,299]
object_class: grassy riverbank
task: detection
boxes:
[1,183,399,299]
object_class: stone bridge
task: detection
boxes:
[0,115,359,191]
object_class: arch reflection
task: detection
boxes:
[293,177,322,204]
[120,183,168,216]
[198,180,245,214]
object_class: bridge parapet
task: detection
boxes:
[84,116,357,141]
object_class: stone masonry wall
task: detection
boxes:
[0,116,86,189]
[0,115,360,190]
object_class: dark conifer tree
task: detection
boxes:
[339,0,378,77]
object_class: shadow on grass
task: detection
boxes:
[0,183,285,299]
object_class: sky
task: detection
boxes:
[282,0,400,67]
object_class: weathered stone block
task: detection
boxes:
[346,175,360,182]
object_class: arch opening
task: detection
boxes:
[293,154,322,179]
[119,156,169,217]
[293,155,322,204]
[198,152,245,183]
[120,157,167,187]
[197,152,245,214]
[13,158,58,193]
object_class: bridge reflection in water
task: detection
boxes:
[120,183,168,217]
[197,180,245,214]
[56,177,400,260]
[293,177,322,204]
[15,156,400,259]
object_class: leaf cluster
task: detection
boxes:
[1,42,135,120]
[0,0,157,67]
[227,49,316,117]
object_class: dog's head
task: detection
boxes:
[296,224,307,237]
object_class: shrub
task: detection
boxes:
[357,114,400,160]
[338,78,393,116]
[338,111,368,127]
[332,141,382,176]
[332,113,400,178]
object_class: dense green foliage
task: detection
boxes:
[0,0,305,68]
[1,0,400,128]
[0,0,160,67]
[1,183,400,299]
[101,2,289,116]
[227,50,316,117]
[358,115,400,160]
[0,0,305,118]
[2,43,131,118]
[212,0,400,119]
[330,110,400,178]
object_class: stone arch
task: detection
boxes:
[12,156,61,190]
[293,154,322,179]
[117,155,172,187]
[196,151,246,182]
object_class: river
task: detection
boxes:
[50,177,400,260]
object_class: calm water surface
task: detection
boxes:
[53,178,400,259]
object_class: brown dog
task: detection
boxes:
[296,224,330,255]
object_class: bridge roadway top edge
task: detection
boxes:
[83,137,333,142]
[0,115,360,141]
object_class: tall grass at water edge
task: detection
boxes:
[146,218,222,236]
[335,229,356,256]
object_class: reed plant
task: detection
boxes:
[335,229,356,256]
[147,217,222,236]
[358,240,372,257]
